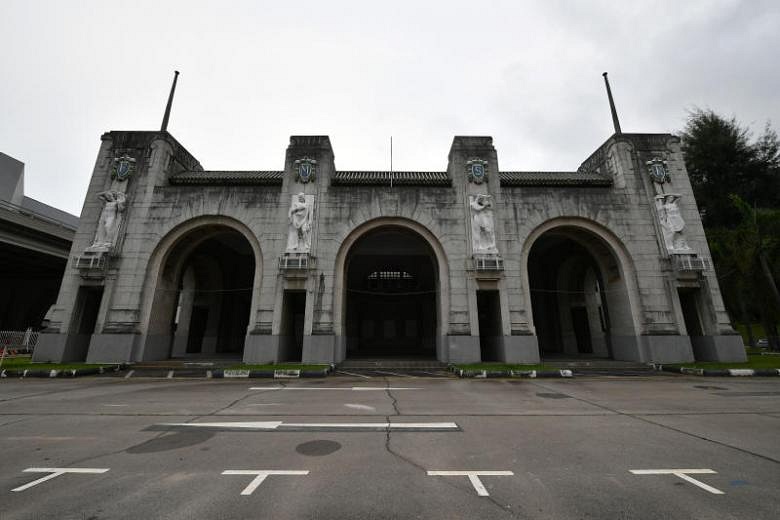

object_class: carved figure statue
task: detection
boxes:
[655,193,691,253]
[469,194,498,253]
[286,193,314,252]
[86,190,126,252]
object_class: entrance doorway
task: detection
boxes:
[527,226,634,359]
[477,290,503,361]
[146,225,256,360]
[280,291,306,361]
[64,286,104,361]
[344,226,438,358]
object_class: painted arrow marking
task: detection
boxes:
[222,470,309,496]
[427,471,514,496]
[12,468,109,492]
[154,421,459,432]
[630,469,724,495]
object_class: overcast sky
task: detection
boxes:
[2,0,778,215]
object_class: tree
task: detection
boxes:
[680,109,780,227]
[681,110,780,349]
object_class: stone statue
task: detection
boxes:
[286,193,314,252]
[655,193,691,253]
[469,194,498,253]
[86,190,126,252]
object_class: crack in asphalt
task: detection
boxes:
[378,376,522,518]
[530,380,780,465]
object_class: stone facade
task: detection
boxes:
[33,130,746,364]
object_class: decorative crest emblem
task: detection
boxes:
[646,157,670,184]
[466,158,489,184]
[294,157,317,184]
[111,154,136,182]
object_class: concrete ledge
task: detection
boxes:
[1,365,126,378]
[691,335,748,362]
[211,367,331,378]
[656,365,780,377]
[639,335,695,363]
[243,334,281,363]
[86,334,138,363]
[451,367,573,378]
[446,335,481,364]
[499,335,541,364]
[32,334,69,363]
[302,334,337,364]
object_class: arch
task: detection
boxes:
[332,218,450,347]
[521,218,641,357]
[136,216,263,361]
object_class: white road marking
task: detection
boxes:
[245,403,281,407]
[427,471,514,496]
[344,403,376,411]
[124,370,134,379]
[103,404,127,407]
[630,469,724,495]
[159,421,458,431]
[222,470,309,496]
[249,386,420,391]
[166,370,174,379]
[374,370,417,378]
[336,370,372,379]
[12,468,109,492]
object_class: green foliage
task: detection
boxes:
[682,109,780,349]
[680,109,780,227]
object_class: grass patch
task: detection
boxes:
[226,364,330,371]
[669,354,780,370]
[454,363,551,371]
[0,356,120,371]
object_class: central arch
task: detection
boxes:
[333,218,449,360]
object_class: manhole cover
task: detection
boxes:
[295,440,342,456]
[536,392,570,399]
[694,385,727,390]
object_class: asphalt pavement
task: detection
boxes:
[1,375,778,519]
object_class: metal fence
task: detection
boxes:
[0,329,39,356]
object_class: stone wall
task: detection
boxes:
[33,130,746,365]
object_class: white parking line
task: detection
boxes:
[124,370,134,379]
[159,421,459,431]
[103,404,127,407]
[427,471,514,496]
[249,386,420,391]
[166,370,174,379]
[344,403,376,411]
[12,468,109,492]
[630,469,724,495]
[374,370,417,378]
[222,470,309,496]
[336,370,372,379]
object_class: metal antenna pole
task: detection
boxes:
[602,72,622,134]
[161,70,180,132]
[390,136,393,188]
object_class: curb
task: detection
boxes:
[0,365,126,379]
[450,367,574,379]
[211,366,333,379]
[655,364,780,377]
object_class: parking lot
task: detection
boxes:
[1,375,779,519]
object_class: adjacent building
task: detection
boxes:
[0,152,78,331]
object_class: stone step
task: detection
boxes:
[339,359,448,370]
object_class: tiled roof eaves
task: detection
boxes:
[332,171,451,186]
[499,171,612,187]
[169,171,284,185]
